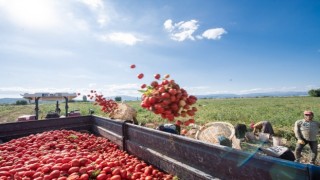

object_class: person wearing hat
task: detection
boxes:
[250,121,274,136]
[294,110,320,164]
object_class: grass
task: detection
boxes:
[1,96,320,142]
[1,96,320,164]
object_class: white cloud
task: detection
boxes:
[0,83,141,98]
[164,19,173,31]
[164,19,227,42]
[100,32,143,46]
[163,19,199,41]
[80,0,110,27]
[201,28,227,40]
[81,0,104,9]
[0,87,80,98]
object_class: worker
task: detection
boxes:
[250,121,274,136]
[157,124,180,135]
[294,110,320,164]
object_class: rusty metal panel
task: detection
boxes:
[124,123,309,180]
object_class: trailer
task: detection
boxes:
[21,92,78,120]
[0,115,319,180]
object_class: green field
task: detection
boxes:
[1,96,320,143]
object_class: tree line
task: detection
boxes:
[308,88,320,97]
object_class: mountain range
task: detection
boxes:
[0,91,308,104]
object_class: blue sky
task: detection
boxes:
[0,0,319,99]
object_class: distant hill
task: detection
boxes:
[0,91,308,104]
[0,98,24,104]
[108,95,140,101]
[196,91,308,99]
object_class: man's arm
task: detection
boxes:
[294,120,303,140]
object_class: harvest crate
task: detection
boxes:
[0,115,319,180]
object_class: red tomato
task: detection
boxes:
[154,74,161,80]
[110,175,121,180]
[68,167,79,174]
[28,163,40,170]
[79,167,88,174]
[141,84,147,89]
[112,167,121,176]
[145,176,153,180]
[62,157,72,163]
[161,92,170,99]
[102,167,111,173]
[96,174,107,180]
[49,170,60,178]
[43,174,53,180]
[32,171,44,178]
[61,163,71,171]
[71,159,80,167]
[79,173,89,180]
[79,158,88,166]
[58,177,68,180]
[67,174,80,180]
[0,171,10,176]
[181,129,188,135]
[144,167,153,176]
[135,164,144,172]
[137,73,144,79]
[120,169,127,179]
[151,81,158,87]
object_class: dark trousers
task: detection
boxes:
[294,140,318,163]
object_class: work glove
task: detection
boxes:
[298,139,305,145]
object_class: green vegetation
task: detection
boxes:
[82,95,88,102]
[308,88,320,97]
[1,97,319,143]
[15,100,28,105]
[115,96,122,102]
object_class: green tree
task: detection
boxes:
[308,89,320,97]
[16,100,28,105]
[83,95,88,102]
[115,96,122,102]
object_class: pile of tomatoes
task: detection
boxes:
[132,64,197,126]
[0,130,173,180]
[87,90,118,114]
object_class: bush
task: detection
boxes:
[83,95,87,102]
[16,100,28,105]
[308,89,320,97]
[115,96,122,102]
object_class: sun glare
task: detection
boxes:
[3,0,60,30]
